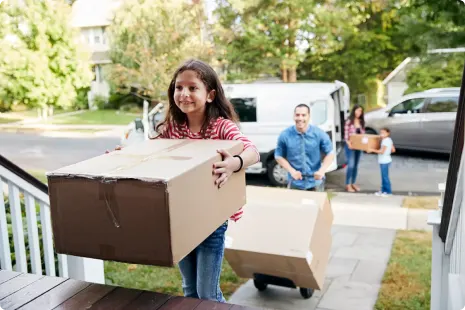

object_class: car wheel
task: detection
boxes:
[365,128,377,135]
[267,159,288,187]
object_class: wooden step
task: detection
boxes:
[0,270,260,310]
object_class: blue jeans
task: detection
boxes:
[380,163,392,194]
[178,221,228,302]
[345,144,362,185]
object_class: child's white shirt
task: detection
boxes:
[378,137,393,164]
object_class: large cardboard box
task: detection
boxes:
[46,139,246,267]
[224,186,333,290]
[349,134,381,151]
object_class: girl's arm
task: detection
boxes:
[369,146,387,154]
[214,120,260,187]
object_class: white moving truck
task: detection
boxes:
[121,80,351,186]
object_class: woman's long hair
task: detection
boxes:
[156,59,239,138]
[348,104,365,128]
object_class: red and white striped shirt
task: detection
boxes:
[154,117,260,222]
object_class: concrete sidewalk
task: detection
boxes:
[229,226,396,310]
[227,193,435,310]
[330,192,432,231]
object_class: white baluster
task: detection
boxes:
[7,182,27,272]
[39,202,55,276]
[0,178,12,270]
[58,254,68,278]
[24,192,42,275]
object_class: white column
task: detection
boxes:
[429,210,444,310]
[66,256,105,284]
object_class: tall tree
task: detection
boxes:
[298,0,423,97]
[106,0,213,100]
[214,0,326,82]
[0,0,93,111]
[405,53,464,94]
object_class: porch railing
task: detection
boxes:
[0,154,104,284]
[429,168,465,310]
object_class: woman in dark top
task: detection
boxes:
[344,104,365,192]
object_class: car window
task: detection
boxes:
[390,98,426,114]
[310,100,327,126]
[425,96,459,113]
[230,98,257,122]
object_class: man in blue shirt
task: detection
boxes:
[275,103,335,191]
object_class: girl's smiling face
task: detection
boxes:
[173,70,215,116]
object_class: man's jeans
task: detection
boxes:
[178,221,228,302]
[345,144,362,185]
[380,163,392,194]
[288,178,325,192]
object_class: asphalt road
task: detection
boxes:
[0,132,449,195]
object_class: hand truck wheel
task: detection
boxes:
[253,279,268,291]
[299,287,314,299]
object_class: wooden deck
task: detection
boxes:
[0,270,258,310]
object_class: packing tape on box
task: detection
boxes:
[98,180,121,228]
[99,244,116,258]
[107,140,193,176]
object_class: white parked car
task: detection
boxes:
[364,87,460,154]
[121,81,351,186]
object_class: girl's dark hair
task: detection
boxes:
[156,59,239,137]
[348,104,365,128]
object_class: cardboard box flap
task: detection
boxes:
[46,139,244,182]
[226,202,319,258]
[244,186,329,208]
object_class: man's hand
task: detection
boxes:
[314,169,325,180]
[290,169,302,180]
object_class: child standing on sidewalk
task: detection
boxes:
[368,127,395,197]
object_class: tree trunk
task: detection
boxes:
[281,67,288,82]
[288,68,297,82]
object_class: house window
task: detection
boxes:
[230,98,257,122]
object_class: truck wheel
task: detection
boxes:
[267,159,288,187]
[299,287,314,299]
[254,280,268,291]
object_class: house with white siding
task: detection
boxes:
[70,0,122,105]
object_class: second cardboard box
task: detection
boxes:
[225,186,333,290]
[349,134,381,151]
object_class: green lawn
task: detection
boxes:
[29,170,47,183]
[42,110,138,125]
[375,230,432,310]
[402,196,439,210]
[0,117,21,124]
[105,260,245,299]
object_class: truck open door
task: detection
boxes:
[330,80,351,169]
